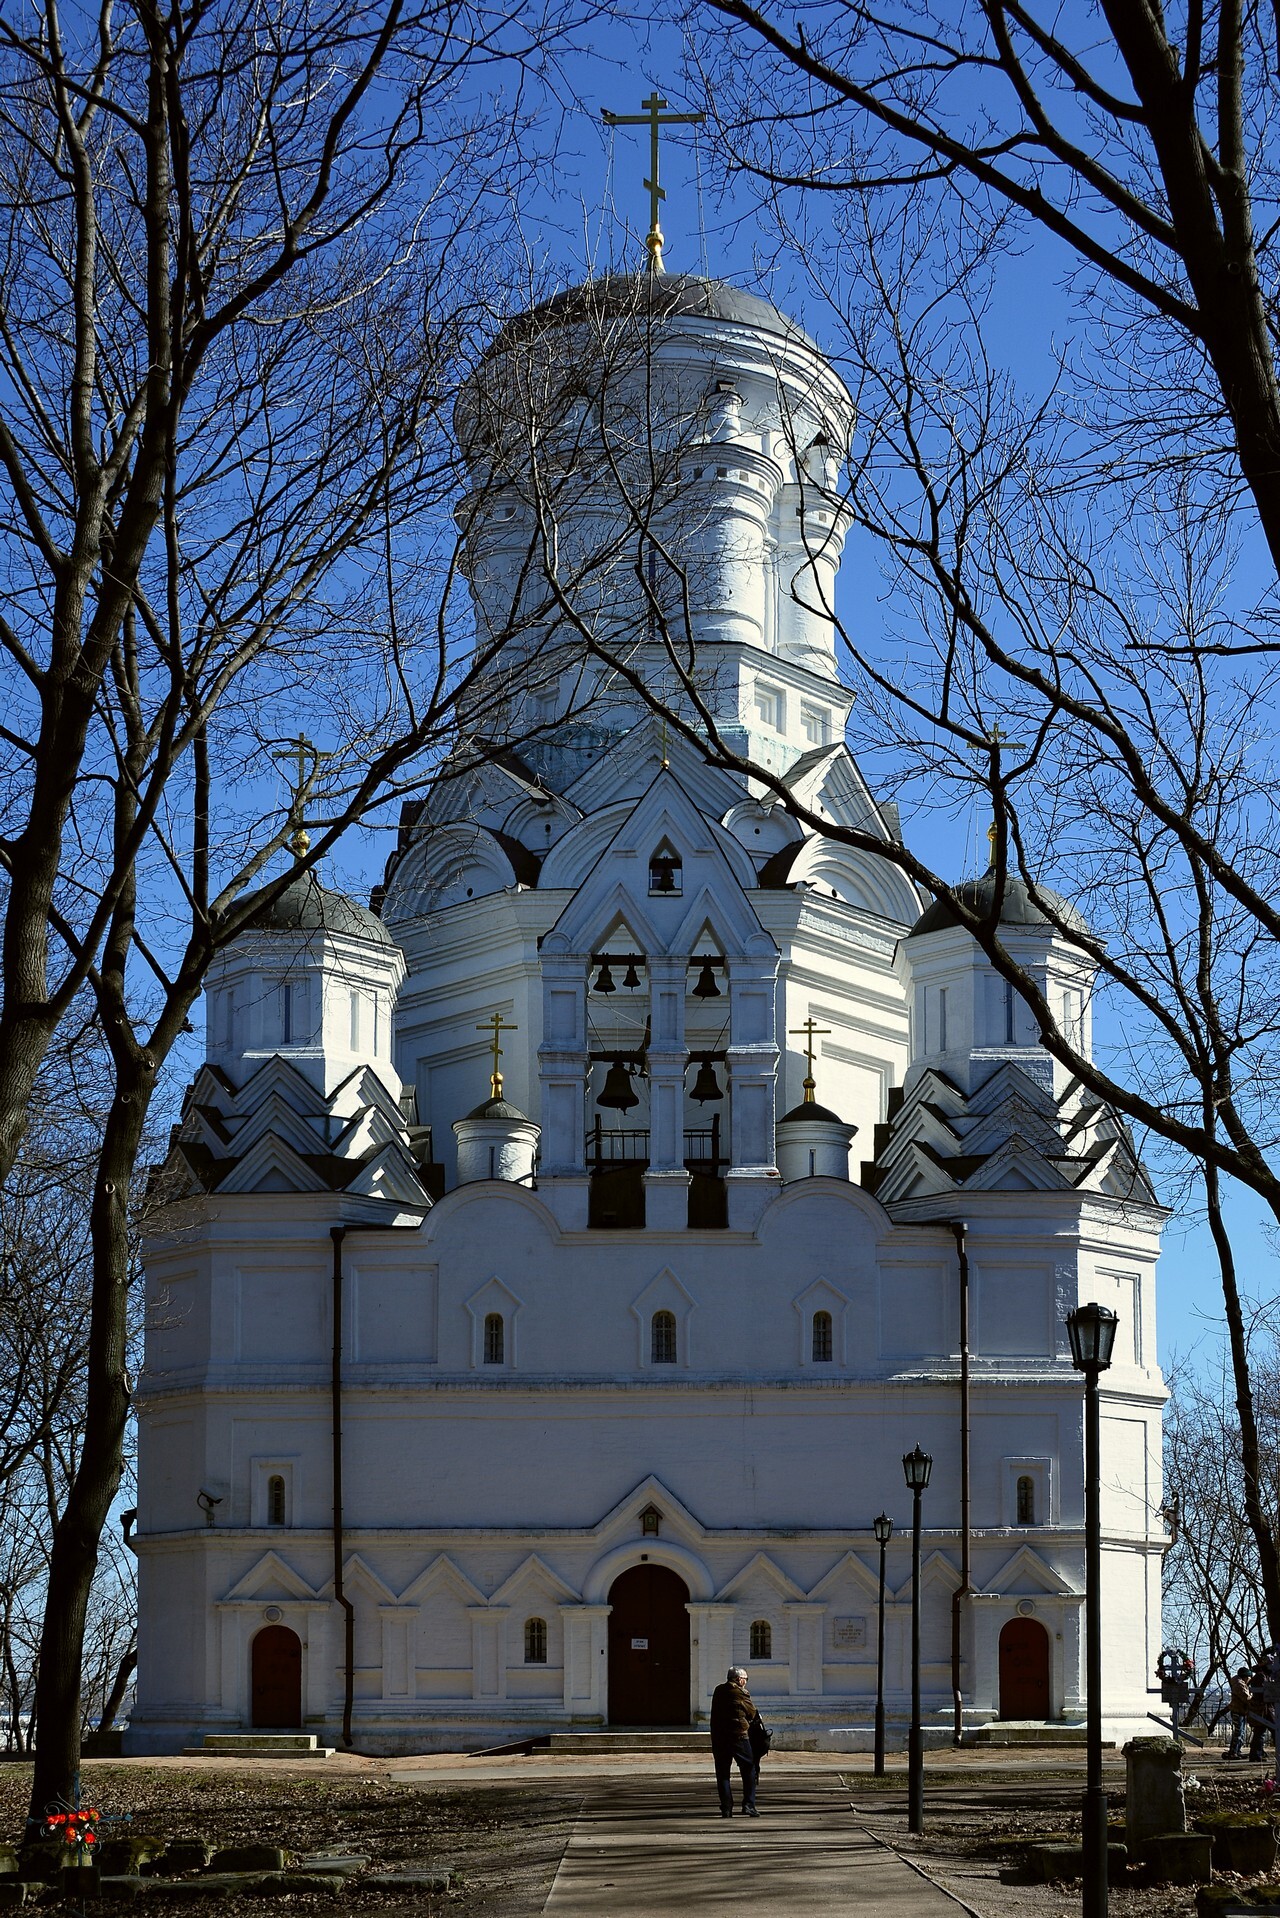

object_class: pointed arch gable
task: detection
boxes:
[488,1553,580,1607]
[715,1551,806,1603]
[398,1554,488,1607]
[223,1552,320,1604]
[985,1545,1077,1597]
[808,1551,883,1606]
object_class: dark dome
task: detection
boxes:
[248,871,394,947]
[909,869,1088,940]
[495,273,818,353]
[777,1100,848,1126]
[461,1096,532,1123]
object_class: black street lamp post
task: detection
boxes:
[902,1444,933,1835]
[873,1511,893,1777]
[1067,1302,1119,1918]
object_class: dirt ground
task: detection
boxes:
[863,1760,1280,1917]
[0,1759,579,1916]
[1,1751,1277,1915]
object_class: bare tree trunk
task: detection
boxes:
[98,1635,137,1732]
[27,1080,141,1819]
[1204,1164,1280,1642]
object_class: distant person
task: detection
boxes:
[710,1665,763,1817]
[1249,1648,1277,1761]
[1228,1668,1253,1759]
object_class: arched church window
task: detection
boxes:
[651,1310,677,1364]
[649,842,682,894]
[484,1313,504,1365]
[267,1475,286,1526]
[750,1619,772,1660]
[524,1617,547,1664]
[812,1311,833,1362]
[1016,1475,1036,1525]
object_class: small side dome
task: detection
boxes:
[777,1099,847,1126]
[247,870,393,947]
[909,870,1088,940]
[462,1095,532,1124]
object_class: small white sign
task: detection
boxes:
[631,1637,648,1650]
[832,1616,867,1649]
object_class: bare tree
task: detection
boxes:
[693,0,1280,588]
[0,0,601,1815]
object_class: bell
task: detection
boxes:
[691,958,721,999]
[597,1058,638,1111]
[593,958,616,994]
[650,855,678,892]
[689,1058,723,1104]
[622,959,642,990]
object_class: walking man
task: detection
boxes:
[710,1666,762,1818]
[1228,1668,1253,1759]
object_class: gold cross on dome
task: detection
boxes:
[789,1015,831,1104]
[601,91,706,274]
[270,733,330,857]
[477,1012,517,1100]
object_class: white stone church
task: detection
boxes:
[128,270,1167,1754]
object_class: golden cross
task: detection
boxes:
[974,726,1026,874]
[601,91,706,274]
[271,734,329,856]
[789,1016,831,1104]
[476,1012,517,1100]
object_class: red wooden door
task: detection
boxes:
[999,1617,1050,1719]
[251,1625,302,1727]
[607,1566,690,1726]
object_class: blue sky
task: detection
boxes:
[315,14,1277,1375]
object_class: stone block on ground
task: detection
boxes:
[1193,1813,1279,1874]
[260,1876,346,1897]
[293,1857,369,1875]
[1125,1736,1186,1847]
[0,1848,17,1878]
[207,1847,287,1874]
[100,1877,147,1903]
[1138,1831,1213,1884]
[98,1836,166,1878]
[366,1870,454,1891]
[155,1840,213,1876]
[1025,1841,1126,1882]
[17,1843,61,1883]
[1195,1888,1280,1915]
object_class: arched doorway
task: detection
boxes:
[999,1616,1050,1719]
[607,1565,690,1726]
[251,1624,302,1728]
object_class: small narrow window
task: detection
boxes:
[1064,989,1083,1050]
[1004,980,1016,1044]
[524,1617,547,1664]
[649,842,682,894]
[349,990,361,1051]
[938,987,948,1052]
[279,982,292,1044]
[750,1619,772,1659]
[223,987,238,1050]
[484,1313,504,1364]
[812,1310,833,1362]
[1016,1475,1036,1525]
[651,1310,677,1364]
[267,1475,286,1526]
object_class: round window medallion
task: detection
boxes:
[1016,1599,1036,1617]
[263,1606,283,1623]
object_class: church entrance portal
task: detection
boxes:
[251,1624,302,1727]
[607,1565,691,1726]
[998,1617,1050,1719]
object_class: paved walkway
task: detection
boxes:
[541,1775,970,1914]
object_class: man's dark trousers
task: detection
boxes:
[715,1742,757,1813]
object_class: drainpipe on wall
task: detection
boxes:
[330,1226,355,1750]
[948,1221,972,1748]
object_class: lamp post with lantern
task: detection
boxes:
[902,1444,932,1834]
[1066,1302,1119,1918]
[873,1511,893,1777]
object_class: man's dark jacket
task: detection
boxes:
[710,1681,759,1756]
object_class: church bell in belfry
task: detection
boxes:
[597,1058,639,1110]
[689,1056,723,1103]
